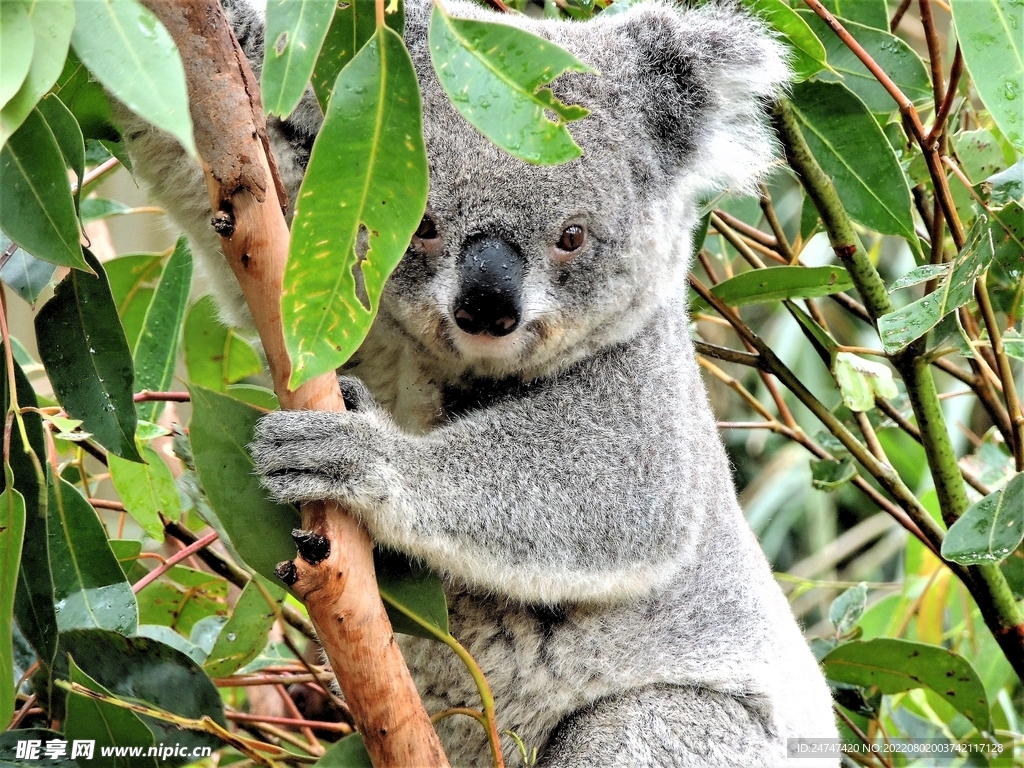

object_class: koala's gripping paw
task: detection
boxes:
[250,398,404,513]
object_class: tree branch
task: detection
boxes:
[142,3,448,765]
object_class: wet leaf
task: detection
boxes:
[951,0,1024,152]
[711,265,853,306]
[823,638,990,730]
[263,0,336,118]
[790,81,917,244]
[136,565,227,635]
[746,0,828,82]
[428,4,592,164]
[0,107,87,271]
[889,263,950,292]
[35,250,141,461]
[284,25,427,387]
[942,472,1024,565]
[70,0,195,155]
[0,234,56,304]
[202,576,283,677]
[47,477,137,634]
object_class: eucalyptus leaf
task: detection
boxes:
[133,236,192,423]
[0,0,74,149]
[889,263,950,292]
[829,582,867,634]
[284,26,428,387]
[833,352,897,412]
[183,295,263,392]
[428,4,592,164]
[263,0,336,118]
[376,549,450,640]
[35,250,141,461]
[0,2,34,110]
[202,576,283,677]
[942,473,1024,565]
[789,81,917,244]
[316,733,373,768]
[136,565,228,635]
[710,266,853,306]
[810,457,856,491]
[745,0,828,82]
[109,444,181,543]
[188,386,299,582]
[0,107,87,271]
[106,253,163,350]
[951,0,1024,152]
[47,477,137,634]
[36,93,85,211]
[820,0,887,29]
[70,0,195,156]
[822,638,990,730]
[0,474,27,727]
[0,235,57,304]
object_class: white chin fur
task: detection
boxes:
[450,327,525,363]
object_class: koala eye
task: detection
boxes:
[554,225,586,257]
[414,215,439,240]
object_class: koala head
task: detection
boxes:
[379,0,788,382]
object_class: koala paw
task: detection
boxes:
[250,401,404,513]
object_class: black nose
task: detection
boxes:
[453,235,524,337]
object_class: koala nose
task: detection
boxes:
[453,235,525,337]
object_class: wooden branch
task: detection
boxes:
[143,3,448,766]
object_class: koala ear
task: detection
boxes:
[606,1,790,195]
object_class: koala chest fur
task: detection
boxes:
[121,0,842,764]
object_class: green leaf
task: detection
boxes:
[986,158,1024,206]
[0,107,87,271]
[202,576,283,677]
[106,253,163,350]
[951,0,1024,152]
[710,265,853,306]
[376,549,449,640]
[135,625,207,665]
[428,4,592,164]
[799,13,931,113]
[828,582,867,634]
[136,566,227,635]
[263,0,336,118]
[48,477,137,634]
[822,638,990,730]
[953,129,1006,184]
[889,263,950,292]
[878,220,991,353]
[188,386,299,582]
[0,1,34,111]
[80,197,134,223]
[35,250,142,461]
[316,733,373,768]
[820,0,888,29]
[790,81,917,244]
[745,0,828,82]
[4,350,56,670]
[109,444,181,543]
[59,628,226,763]
[0,0,74,149]
[37,93,85,211]
[0,471,27,727]
[942,472,1024,565]
[70,0,195,156]
[810,456,856,491]
[133,236,192,423]
[787,300,838,367]
[52,51,120,144]
[183,295,263,393]
[283,25,428,388]
[833,351,897,411]
[65,656,157,768]
[0,233,56,304]
[312,0,404,111]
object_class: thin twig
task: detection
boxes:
[132,530,219,593]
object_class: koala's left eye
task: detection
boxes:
[555,225,586,254]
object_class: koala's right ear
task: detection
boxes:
[604,1,790,196]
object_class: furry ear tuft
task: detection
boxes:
[612,1,791,195]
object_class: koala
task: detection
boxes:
[120,0,841,765]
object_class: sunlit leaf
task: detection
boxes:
[284,26,427,388]
[952,0,1024,152]
[942,473,1024,565]
[263,0,336,118]
[70,0,195,155]
[183,295,263,393]
[833,351,897,411]
[745,0,828,82]
[109,444,181,544]
[136,566,227,635]
[428,4,592,164]
[106,253,163,350]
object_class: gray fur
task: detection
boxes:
[122,0,839,765]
